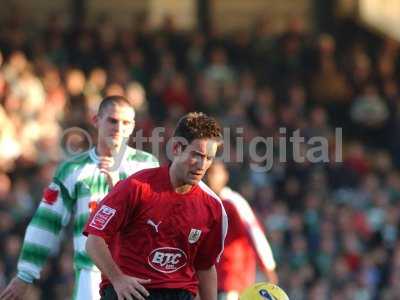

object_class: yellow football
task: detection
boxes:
[239,282,289,300]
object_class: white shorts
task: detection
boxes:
[73,269,102,300]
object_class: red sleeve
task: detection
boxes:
[221,200,248,244]
[83,179,137,242]
[194,202,227,270]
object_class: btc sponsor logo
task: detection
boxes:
[148,247,187,273]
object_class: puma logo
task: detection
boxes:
[147,219,162,233]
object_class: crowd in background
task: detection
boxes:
[1,12,400,300]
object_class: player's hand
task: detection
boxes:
[0,277,30,300]
[98,156,119,189]
[111,274,151,300]
[265,268,279,285]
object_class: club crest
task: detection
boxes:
[188,228,202,244]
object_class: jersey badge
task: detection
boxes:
[188,228,202,244]
[43,183,59,205]
[89,205,116,230]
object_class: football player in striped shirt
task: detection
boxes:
[0,95,159,300]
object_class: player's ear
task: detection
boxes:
[172,139,188,156]
[128,120,135,135]
[92,113,99,128]
[172,141,182,156]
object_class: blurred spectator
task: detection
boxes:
[84,67,107,118]
[350,84,389,145]
[204,47,235,84]
[64,68,87,126]
[310,34,351,105]
[162,73,193,112]
[0,106,20,171]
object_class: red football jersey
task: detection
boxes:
[217,187,276,293]
[84,166,227,295]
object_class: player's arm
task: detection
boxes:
[197,265,217,300]
[263,268,279,285]
[194,196,228,300]
[232,194,278,283]
[247,219,278,283]
[99,156,120,189]
[0,277,30,300]
[247,218,278,283]
[84,178,150,300]
[86,235,123,281]
[0,179,73,299]
[86,235,150,300]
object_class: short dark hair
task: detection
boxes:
[173,112,222,145]
[97,95,133,116]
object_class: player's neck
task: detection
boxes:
[169,165,193,194]
[96,142,121,157]
[174,184,193,194]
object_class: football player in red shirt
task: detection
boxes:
[84,112,228,300]
[205,161,278,300]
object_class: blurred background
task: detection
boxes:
[1,0,400,299]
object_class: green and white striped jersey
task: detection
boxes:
[17,146,159,283]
